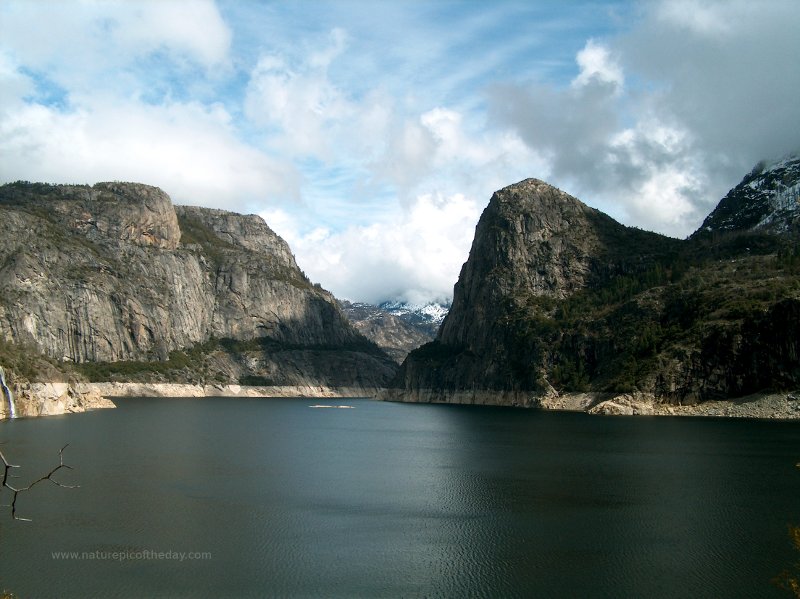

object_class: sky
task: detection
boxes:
[1,0,799,305]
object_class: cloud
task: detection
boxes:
[244,28,356,158]
[263,192,483,305]
[488,0,800,237]
[373,104,547,207]
[0,0,300,211]
[488,71,705,235]
[372,117,438,197]
[0,51,32,111]
[622,0,800,165]
[0,0,232,104]
[0,96,300,210]
[653,0,736,36]
[572,39,624,91]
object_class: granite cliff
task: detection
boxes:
[387,166,800,409]
[0,181,396,417]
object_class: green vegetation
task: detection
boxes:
[175,211,239,267]
[0,337,66,383]
[777,245,800,273]
[496,230,800,397]
[76,350,199,382]
[71,333,386,384]
[176,210,314,291]
[74,337,230,382]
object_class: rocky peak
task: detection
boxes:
[390,178,682,403]
[0,181,181,249]
[439,178,671,349]
[695,154,800,235]
[444,180,598,336]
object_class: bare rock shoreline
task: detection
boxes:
[4,382,799,421]
[542,390,800,420]
[380,388,800,420]
[2,382,382,419]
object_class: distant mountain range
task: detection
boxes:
[378,301,450,329]
[339,300,449,363]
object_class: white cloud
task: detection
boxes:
[0,51,32,111]
[244,29,355,158]
[654,0,735,36]
[572,39,624,91]
[308,27,349,69]
[372,118,438,197]
[372,104,547,206]
[0,0,296,211]
[0,96,299,210]
[623,0,800,166]
[489,71,706,235]
[112,0,232,68]
[263,192,483,304]
[0,0,231,91]
[490,0,800,237]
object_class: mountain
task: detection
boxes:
[695,154,800,235]
[378,301,449,337]
[339,301,434,363]
[387,174,800,408]
[0,181,397,416]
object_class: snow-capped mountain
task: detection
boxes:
[378,301,450,331]
[696,154,800,235]
[337,300,450,364]
[339,300,446,364]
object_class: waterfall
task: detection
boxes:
[0,365,17,419]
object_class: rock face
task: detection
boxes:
[388,174,800,407]
[439,179,670,347]
[389,179,678,403]
[0,182,396,411]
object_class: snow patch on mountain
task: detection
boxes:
[695,153,800,235]
[378,301,450,326]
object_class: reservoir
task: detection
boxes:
[1,397,799,598]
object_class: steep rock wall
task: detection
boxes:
[0,182,396,402]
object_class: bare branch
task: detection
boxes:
[0,444,78,521]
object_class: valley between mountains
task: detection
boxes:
[1,155,798,419]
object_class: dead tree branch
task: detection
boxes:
[0,444,78,521]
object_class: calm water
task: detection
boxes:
[1,397,799,598]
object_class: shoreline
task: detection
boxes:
[4,382,799,421]
[1,382,382,419]
[540,390,800,420]
[379,388,800,420]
